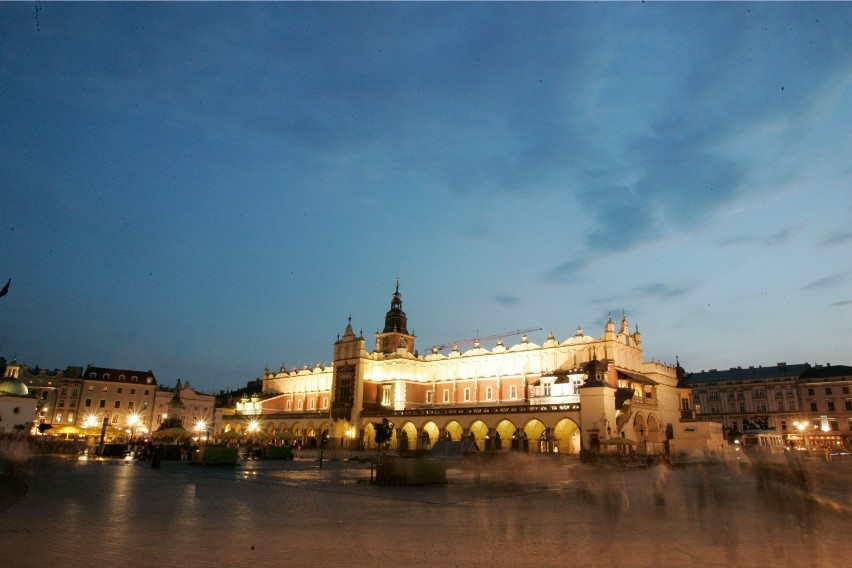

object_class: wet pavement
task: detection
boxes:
[2,451,850,567]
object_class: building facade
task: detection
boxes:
[797,364,852,449]
[683,363,852,450]
[221,283,690,456]
[1,359,85,430]
[152,379,216,435]
[0,375,38,436]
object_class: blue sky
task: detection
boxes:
[2,3,850,393]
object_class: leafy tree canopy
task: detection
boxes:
[372,418,394,445]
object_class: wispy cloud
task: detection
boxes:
[830,299,852,307]
[820,230,852,247]
[493,295,521,307]
[802,273,850,291]
[593,282,694,305]
[546,256,593,284]
[720,226,800,247]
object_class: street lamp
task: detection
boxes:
[82,415,99,430]
[195,419,208,445]
[127,413,141,440]
[793,420,809,451]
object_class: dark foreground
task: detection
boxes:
[1,452,850,568]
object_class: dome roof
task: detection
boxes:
[0,377,29,396]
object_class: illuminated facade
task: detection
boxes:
[222,283,690,456]
[1,359,84,429]
[152,379,215,432]
[683,363,852,449]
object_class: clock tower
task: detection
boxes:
[375,279,415,355]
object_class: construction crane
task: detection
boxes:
[430,327,542,352]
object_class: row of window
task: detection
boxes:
[726,417,852,433]
[807,400,852,412]
[422,385,518,405]
[81,399,150,410]
[705,399,852,416]
[61,386,151,395]
[283,398,328,411]
[89,373,144,382]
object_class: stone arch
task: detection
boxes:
[646,413,663,455]
[319,422,331,448]
[363,422,376,449]
[521,419,548,453]
[398,421,418,452]
[362,419,399,450]
[552,418,581,455]
[292,423,304,448]
[467,419,489,450]
[443,420,464,440]
[493,420,517,451]
[420,421,440,450]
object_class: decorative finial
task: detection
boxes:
[395,277,400,293]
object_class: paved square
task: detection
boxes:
[2,453,850,567]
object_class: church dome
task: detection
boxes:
[0,377,29,396]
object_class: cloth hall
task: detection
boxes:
[222,283,690,456]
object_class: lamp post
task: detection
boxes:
[195,420,208,446]
[127,413,141,441]
[793,420,809,452]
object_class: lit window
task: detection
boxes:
[509,385,517,399]
[485,387,493,401]
[297,399,303,410]
[286,400,292,410]
[464,388,471,402]
[443,389,450,403]
[309,399,316,410]
[426,391,433,404]
[382,385,392,406]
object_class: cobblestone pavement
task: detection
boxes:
[1,452,850,568]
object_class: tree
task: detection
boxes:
[371,418,395,483]
[372,418,394,449]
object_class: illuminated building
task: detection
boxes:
[221,282,690,456]
[152,379,215,432]
[683,363,852,449]
[797,364,852,449]
[0,374,37,436]
[0,359,83,430]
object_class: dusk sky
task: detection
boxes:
[2,3,850,393]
